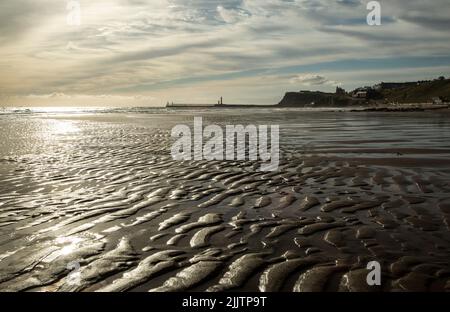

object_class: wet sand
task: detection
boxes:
[0,109,449,292]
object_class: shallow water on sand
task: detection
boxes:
[0,108,449,292]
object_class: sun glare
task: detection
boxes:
[50,120,80,135]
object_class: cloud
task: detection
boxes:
[400,15,450,31]
[336,0,362,7]
[290,74,339,86]
[216,5,251,24]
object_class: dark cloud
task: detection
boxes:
[103,37,231,64]
[336,0,361,7]
[0,1,62,43]
[400,15,450,31]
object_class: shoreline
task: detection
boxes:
[166,103,450,112]
[349,103,450,112]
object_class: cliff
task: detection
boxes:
[278,78,450,107]
[380,78,450,103]
[277,91,362,107]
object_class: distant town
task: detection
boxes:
[166,76,450,109]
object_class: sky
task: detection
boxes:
[1,0,450,107]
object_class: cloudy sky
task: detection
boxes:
[1,0,450,106]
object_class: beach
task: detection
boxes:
[0,108,449,292]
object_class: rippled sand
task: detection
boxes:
[0,109,449,292]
